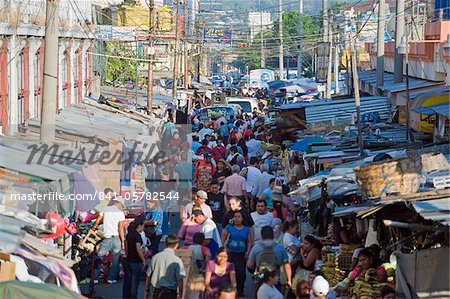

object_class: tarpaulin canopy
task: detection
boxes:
[291,136,324,152]
[0,281,82,299]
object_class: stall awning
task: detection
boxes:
[412,198,450,226]
[333,201,377,217]
[413,102,450,117]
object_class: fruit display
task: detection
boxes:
[348,269,391,298]
[320,254,347,286]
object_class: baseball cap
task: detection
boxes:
[312,276,329,296]
[196,190,208,199]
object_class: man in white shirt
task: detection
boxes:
[246,135,262,158]
[245,157,261,208]
[192,209,222,259]
[251,199,274,241]
[92,197,126,284]
[252,164,275,198]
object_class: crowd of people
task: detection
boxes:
[90,102,396,299]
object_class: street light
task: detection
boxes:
[444,34,450,56]
[398,36,407,55]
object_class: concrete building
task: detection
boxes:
[0,0,96,135]
[248,12,271,42]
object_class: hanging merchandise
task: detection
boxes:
[40,213,66,241]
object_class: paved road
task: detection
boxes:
[94,215,256,299]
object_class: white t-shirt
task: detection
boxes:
[283,232,301,262]
[202,218,222,247]
[246,166,262,193]
[251,211,274,241]
[257,283,283,299]
[101,205,125,238]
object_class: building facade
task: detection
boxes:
[0,0,95,135]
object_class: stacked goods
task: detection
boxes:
[349,269,390,299]
[336,244,356,271]
[320,253,347,286]
[420,153,450,172]
[355,156,422,198]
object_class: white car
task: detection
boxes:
[227,97,259,114]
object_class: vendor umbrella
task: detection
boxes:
[291,136,324,152]
[0,281,83,299]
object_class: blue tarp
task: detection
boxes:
[291,137,324,152]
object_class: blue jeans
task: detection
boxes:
[95,236,121,281]
[162,211,169,235]
[122,259,142,299]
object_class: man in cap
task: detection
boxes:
[182,190,213,222]
[92,196,126,284]
[311,276,330,299]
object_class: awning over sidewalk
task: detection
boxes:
[413,102,450,117]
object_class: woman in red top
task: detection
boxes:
[194,153,216,191]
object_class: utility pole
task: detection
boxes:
[183,0,189,88]
[40,0,59,143]
[147,0,155,112]
[350,37,364,156]
[260,0,265,68]
[297,0,303,78]
[325,18,332,98]
[278,0,284,79]
[334,34,340,95]
[322,0,329,42]
[394,0,405,83]
[135,37,139,104]
[172,0,181,99]
[376,0,385,89]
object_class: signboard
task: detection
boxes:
[112,27,136,41]
[203,28,232,47]
[249,69,275,85]
[315,42,331,83]
[199,106,235,121]
[97,25,112,40]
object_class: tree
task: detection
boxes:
[104,41,138,84]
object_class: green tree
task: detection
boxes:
[105,41,138,84]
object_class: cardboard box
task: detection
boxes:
[0,261,16,281]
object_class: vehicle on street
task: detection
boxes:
[226,97,259,113]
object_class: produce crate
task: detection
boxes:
[336,252,353,272]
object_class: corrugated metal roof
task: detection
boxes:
[27,103,149,141]
[280,96,391,125]
[413,102,450,117]
[0,138,85,180]
[412,198,450,226]
[358,70,443,93]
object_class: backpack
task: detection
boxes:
[256,243,278,272]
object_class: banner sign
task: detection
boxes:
[97,25,112,40]
[111,27,136,41]
[203,28,232,47]
[315,42,331,83]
